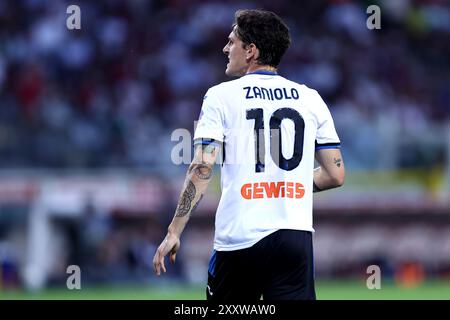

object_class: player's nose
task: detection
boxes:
[223,45,229,55]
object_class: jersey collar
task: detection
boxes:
[246,70,278,76]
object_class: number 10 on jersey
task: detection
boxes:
[246,108,305,172]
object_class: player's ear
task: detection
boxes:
[246,43,258,61]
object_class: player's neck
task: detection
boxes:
[246,64,277,75]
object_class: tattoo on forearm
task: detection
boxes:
[190,194,204,213]
[176,143,216,218]
[188,162,213,180]
[333,158,342,167]
[175,181,196,217]
[195,164,213,179]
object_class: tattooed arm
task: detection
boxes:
[153,142,219,275]
[313,148,345,193]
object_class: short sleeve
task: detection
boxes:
[193,87,224,143]
[313,91,341,150]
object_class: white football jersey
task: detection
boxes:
[193,70,340,251]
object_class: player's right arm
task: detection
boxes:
[152,86,224,276]
[152,142,220,276]
[313,148,345,192]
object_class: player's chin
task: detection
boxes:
[225,65,232,76]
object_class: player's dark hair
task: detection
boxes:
[233,9,291,68]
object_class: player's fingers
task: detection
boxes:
[154,237,178,274]
[153,246,166,276]
[153,260,159,275]
[153,252,161,276]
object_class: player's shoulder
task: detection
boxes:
[278,77,331,119]
[282,79,328,108]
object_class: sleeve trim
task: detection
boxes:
[315,142,341,150]
[193,138,223,147]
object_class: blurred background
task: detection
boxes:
[0,0,450,299]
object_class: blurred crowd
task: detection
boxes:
[0,0,448,172]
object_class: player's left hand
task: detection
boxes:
[153,233,180,276]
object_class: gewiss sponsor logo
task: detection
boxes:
[241,181,305,200]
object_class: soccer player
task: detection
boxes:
[153,9,345,300]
